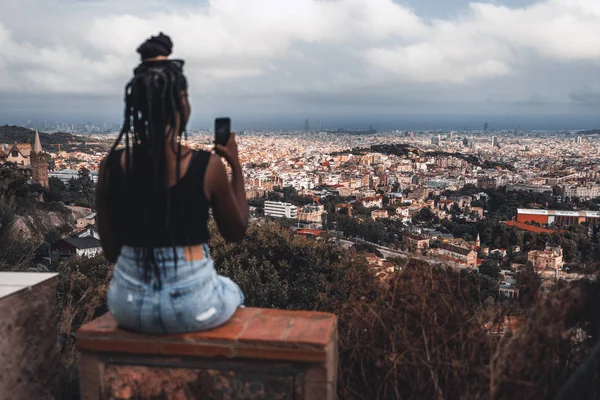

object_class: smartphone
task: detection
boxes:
[215,117,231,146]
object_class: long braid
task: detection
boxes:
[107,55,189,285]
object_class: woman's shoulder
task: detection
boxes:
[190,148,213,165]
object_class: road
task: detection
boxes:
[336,236,468,270]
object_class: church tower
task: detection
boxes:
[30,130,49,188]
[475,234,481,248]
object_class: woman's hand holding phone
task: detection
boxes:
[214,132,240,170]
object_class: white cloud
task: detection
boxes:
[365,0,600,83]
[0,0,600,105]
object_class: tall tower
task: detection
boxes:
[304,118,310,132]
[30,130,49,188]
[491,136,499,148]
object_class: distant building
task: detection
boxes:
[0,131,49,187]
[74,224,100,240]
[51,237,102,260]
[477,177,498,190]
[405,234,430,250]
[528,245,564,272]
[371,209,388,220]
[76,212,97,230]
[517,208,600,225]
[5,143,32,166]
[294,228,324,238]
[560,184,600,200]
[484,122,489,132]
[499,276,520,299]
[491,136,499,148]
[30,130,49,188]
[264,201,298,219]
[297,204,325,226]
[506,183,553,194]
[361,196,383,208]
[436,243,477,267]
[49,169,99,183]
[576,136,582,144]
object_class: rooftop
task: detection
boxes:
[517,208,600,218]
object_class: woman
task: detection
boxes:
[95,33,248,334]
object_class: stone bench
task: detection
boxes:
[0,272,59,400]
[75,308,338,400]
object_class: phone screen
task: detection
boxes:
[215,118,231,146]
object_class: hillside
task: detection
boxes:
[0,125,112,153]
[331,143,515,171]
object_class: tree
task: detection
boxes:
[418,207,435,222]
[352,243,383,258]
[67,167,95,208]
[450,203,462,216]
[516,263,541,308]
[479,260,501,279]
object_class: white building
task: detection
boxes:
[51,237,102,260]
[507,183,553,194]
[264,201,298,219]
[561,184,600,200]
[49,169,99,183]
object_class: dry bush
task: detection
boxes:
[54,255,113,399]
[490,278,600,400]
[337,261,499,400]
[0,195,38,271]
[48,222,600,400]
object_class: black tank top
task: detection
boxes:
[107,148,211,247]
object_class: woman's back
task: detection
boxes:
[105,147,212,247]
[96,32,248,334]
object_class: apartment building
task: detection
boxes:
[264,201,298,219]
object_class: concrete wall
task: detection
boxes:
[76,308,338,400]
[0,273,59,400]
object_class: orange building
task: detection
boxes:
[516,209,600,225]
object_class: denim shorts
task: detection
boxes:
[107,244,244,334]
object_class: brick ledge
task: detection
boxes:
[75,307,337,363]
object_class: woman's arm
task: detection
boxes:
[95,156,122,263]
[205,134,248,242]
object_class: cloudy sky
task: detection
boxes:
[1,0,600,130]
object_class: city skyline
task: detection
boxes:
[7,113,600,133]
[1,0,600,128]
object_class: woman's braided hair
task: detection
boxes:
[109,33,189,283]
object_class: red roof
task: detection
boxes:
[295,229,325,237]
[502,221,566,234]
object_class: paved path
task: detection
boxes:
[336,237,465,269]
